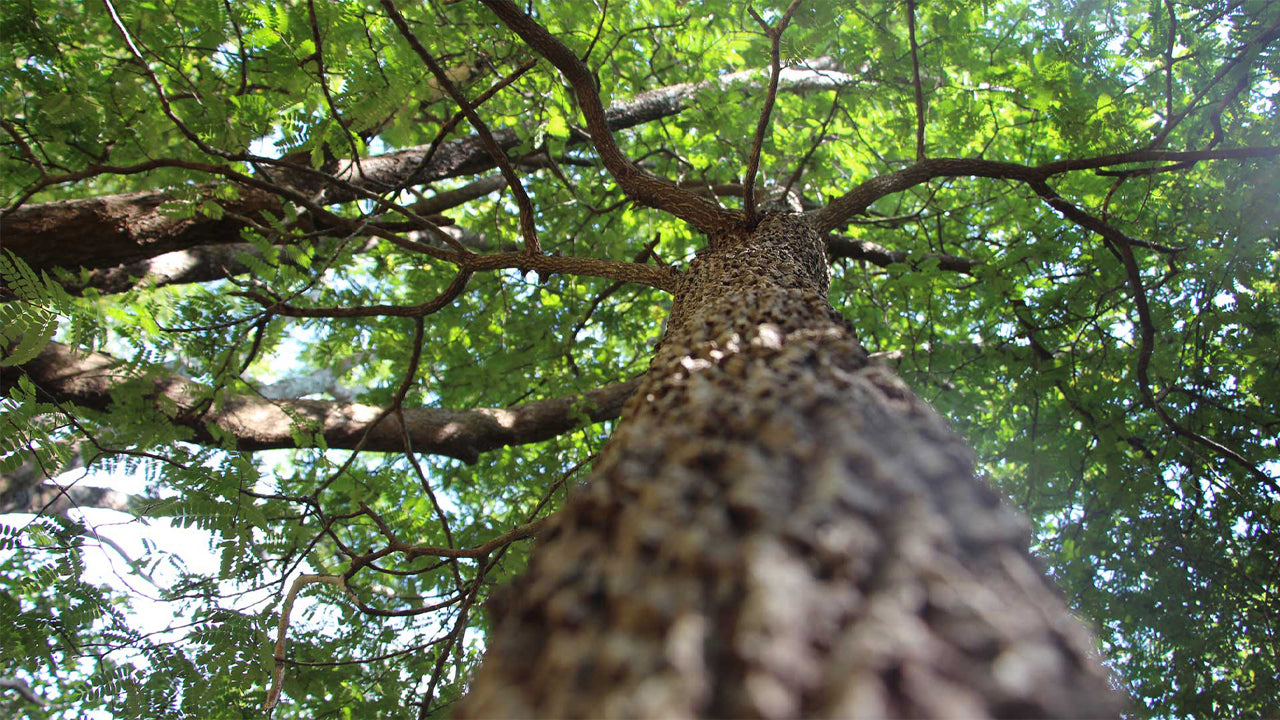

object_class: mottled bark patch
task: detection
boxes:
[459,214,1121,719]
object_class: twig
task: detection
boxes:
[305,0,361,162]
[810,146,1280,232]
[475,0,739,233]
[780,92,840,202]
[264,574,353,712]
[235,268,472,318]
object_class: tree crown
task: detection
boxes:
[1,0,1277,717]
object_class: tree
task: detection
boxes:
[1,0,1277,717]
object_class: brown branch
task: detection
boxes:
[1147,12,1280,150]
[1028,179,1280,495]
[305,0,360,160]
[0,483,134,516]
[459,250,680,292]
[810,146,1280,232]
[906,0,927,162]
[381,0,541,253]
[743,0,804,223]
[265,574,352,711]
[780,93,840,202]
[475,0,741,233]
[7,341,642,464]
[3,65,854,273]
[362,504,549,561]
[236,269,473,318]
[826,234,979,274]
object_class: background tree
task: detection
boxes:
[1,0,1277,717]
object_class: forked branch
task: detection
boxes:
[476,0,740,233]
[381,0,542,253]
[743,0,804,223]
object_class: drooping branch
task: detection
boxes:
[8,342,640,464]
[1028,179,1280,495]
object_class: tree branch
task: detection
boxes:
[3,65,855,274]
[0,483,134,516]
[906,0,927,162]
[236,268,472,319]
[827,233,979,274]
[743,0,804,223]
[475,0,741,233]
[7,342,642,464]
[810,147,1280,232]
[381,0,541,253]
[1028,179,1280,494]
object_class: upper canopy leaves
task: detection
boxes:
[1,0,1277,717]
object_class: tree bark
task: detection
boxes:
[458,214,1121,718]
[6,342,639,463]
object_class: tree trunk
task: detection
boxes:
[458,213,1121,718]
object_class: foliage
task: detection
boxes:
[1,0,1278,717]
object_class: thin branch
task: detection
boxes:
[810,146,1280,232]
[0,676,44,707]
[101,0,238,161]
[235,269,472,318]
[0,119,50,180]
[780,93,840,202]
[310,313,423,497]
[399,411,464,595]
[381,0,542,253]
[476,0,740,233]
[362,506,549,561]
[826,233,979,274]
[1028,179,1280,495]
[1146,13,1280,150]
[743,0,804,223]
[4,63,854,270]
[265,574,353,712]
[460,250,680,292]
[305,0,361,161]
[906,0,927,162]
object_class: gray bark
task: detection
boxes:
[459,214,1121,718]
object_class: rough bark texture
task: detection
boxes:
[0,187,281,272]
[458,214,1121,718]
[6,342,638,463]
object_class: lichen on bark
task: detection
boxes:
[458,213,1120,718]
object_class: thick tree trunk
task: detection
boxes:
[458,214,1121,718]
